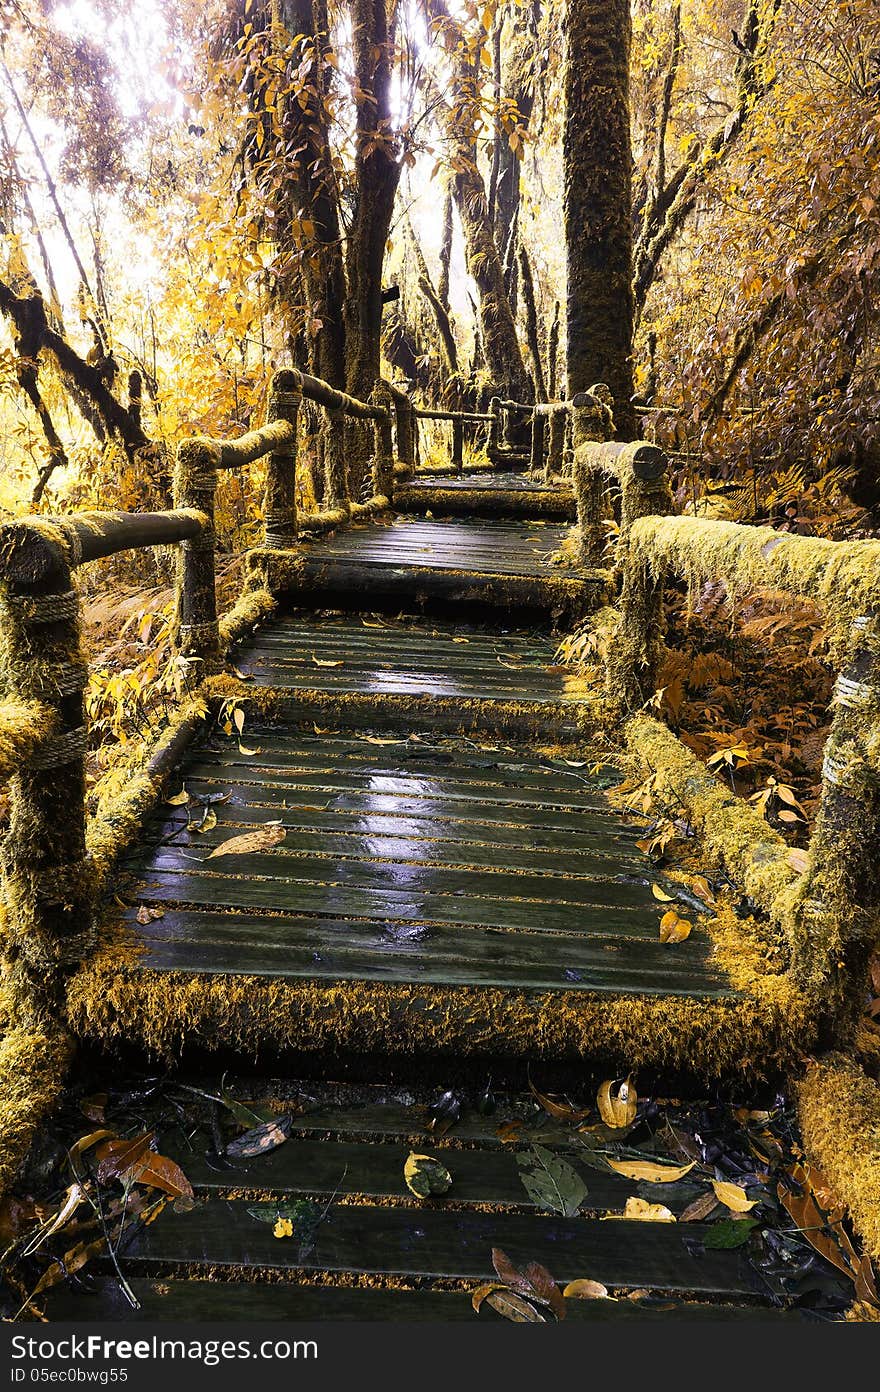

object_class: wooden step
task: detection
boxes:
[40,1092,816,1322]
[229,614,593,738]
[276,517,600,621]
[48,1278,801,1322]
[395,471,575,520]
[118,726,733,999]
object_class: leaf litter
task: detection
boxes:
[2,1067,877,1323]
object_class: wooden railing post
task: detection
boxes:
[570,387,615,564]
[546,407,566,482]
[452,415,464,474]
[529,410,545,477]
[0,523,91,1023]
[789,610,880,1028]
[391,390,415,471]
[488,396,502,458]
[263,368,302,548]
[174,439,220,663]
[323,406,349,510]
[370,381,395,499]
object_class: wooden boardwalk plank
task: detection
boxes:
[48,1278,798,1322]
[162,1134,703,1213]
[122,1199,759,1295]
[299,517,575,577]
[120,724,733,997]
[130,909,732,994]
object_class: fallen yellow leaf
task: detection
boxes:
[606,1158,696,1184]
[273,1217,293,1238]
[659,909,692,944]
[563,1279,609,1300]
[712,1179,757,1213]
[604,1197,676,1222]
[207,826,287,859]
[651,884,676,902]
[597,1076,637,1128]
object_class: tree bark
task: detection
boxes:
[275,0,347,389]
[344,0,401,402]
[563,0,635,437]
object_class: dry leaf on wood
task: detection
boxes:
[207,826,287,858]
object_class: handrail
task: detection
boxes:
[566,389,880,1021]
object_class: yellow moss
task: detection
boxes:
[66,954,811,1079]
[625,715,800,925]
[392,485,574,520]
[0,1023,72,1198]
[797,1054,880,1261]
[218,588,276,655]
[0,700,59,781]
[201,673,604,742]
[87,694,210,887]
[628,516,880,653]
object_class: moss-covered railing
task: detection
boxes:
[617,515,880,1032]
[175,368,402,664]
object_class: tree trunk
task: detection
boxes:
[276,0,347,389]
[451,142,532,402]
[344,0,401,402]
[563,0,635,437]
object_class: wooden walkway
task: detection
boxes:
[124,718,732,996]
[292,517,596,618]
[395,470,576,519]
[48,1090,801,1322]
[65,508,788,1322]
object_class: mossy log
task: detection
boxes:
[218,588,277,654]
[627,516,880,646]
[798,1054,880,1263]
[87,695,210,888]
[66,954,811,1079]
[0,698,58,780]
[625,715,800,926]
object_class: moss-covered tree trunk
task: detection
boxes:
[345,0,400,402]
[451,133,532,404]
[276,0,347,390]
[563,0,636,437]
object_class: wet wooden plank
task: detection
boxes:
[131,848,656,914]
[188,747,627,805]
[47,1279,799,1322]
[129,910,731,994]
[296,519,585,580]
[164,1134,704,1213]
[139,821,649,880]
[234,664,579,704]
[177,764,616,814]
[155,784,640,838]
[124,1199,759,1295]
[147,801,648,863]
[130,869,666,934]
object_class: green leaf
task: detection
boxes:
[516,1145,587,1216]
[221,1094,275,1129]
[703,1217,761,1249]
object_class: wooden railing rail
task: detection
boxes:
[173,368,401,662]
